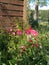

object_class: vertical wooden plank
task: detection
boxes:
[23,0,27,22]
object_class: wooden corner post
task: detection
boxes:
[23,0,27,23]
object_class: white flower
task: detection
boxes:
[40,46,42,49]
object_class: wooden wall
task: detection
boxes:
[0,0,24,17]
[0,0,26,30]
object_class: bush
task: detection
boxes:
[0,27,48,65]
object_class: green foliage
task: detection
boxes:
[0,26,48,65]
[28,10,49,23]
[0,21,49,65]
[0,32,11,65]
[28,10,39,27]
[39,10,49,22]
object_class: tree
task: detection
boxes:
[28,0,47,27]
[33,0,39,27]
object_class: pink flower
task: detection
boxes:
[25,29,31,35]
[28,28,38,37]
[30,29,38,37]
[21,46,26,51]
[9,28,13,34]
[31,44,34,47]
[9,28,13,32]
[15,29,22,35]
[25,27,38,36]
[12,32,15,35]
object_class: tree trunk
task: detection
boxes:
[35,4,38,21]
[34,0,39,27]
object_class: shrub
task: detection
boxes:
[0,27,48,65]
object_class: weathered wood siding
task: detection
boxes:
[0,0,26,30]
[0,0,24,17]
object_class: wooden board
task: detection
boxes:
[0,4,23,11]
[0,10,23,17]
[0,0,23,6]
[0,0,24,30]
[0,0,24,17]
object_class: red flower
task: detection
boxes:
[28,39,33,42]
[35,43,39,47]
[29,26,32,29]
[15,29,22,35]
